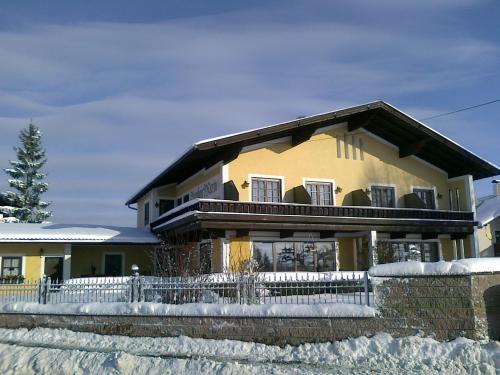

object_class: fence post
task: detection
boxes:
[43,277,51,304]
[38,276,45,304]
[363,271,369,306]
[130,264,140,303]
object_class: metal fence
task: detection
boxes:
[0,271,372,306]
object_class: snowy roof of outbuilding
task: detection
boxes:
[476,194,500,226]
[0,223,160,244]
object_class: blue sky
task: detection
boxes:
[0,0,499,226]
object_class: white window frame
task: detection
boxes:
[0,254,26,278]
[302,178,336,206]
[368,183,398,208]
[102,252,126,276]
[411,185,438,209]
[248,174,285,202]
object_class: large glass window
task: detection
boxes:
[252,242,274,272]
[371,186,395,208]
[306,182,333,206]
[1,256,22,277]
[253,241,337,272]
[251,178,281,203]
[377,241,439,264]
[413,188,436,209]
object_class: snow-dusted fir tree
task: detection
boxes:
[0,122,51,223]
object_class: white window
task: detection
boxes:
[371,186,396,208]
[305,181,333,206]
[413,188,436,209]
[251,178,282,203]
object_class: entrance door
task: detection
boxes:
[44,256,64,281]
[104,254,123,276]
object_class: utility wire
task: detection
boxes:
[419,98,500,121]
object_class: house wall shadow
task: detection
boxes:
[483,284,500,340]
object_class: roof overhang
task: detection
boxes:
[126,101,500,205]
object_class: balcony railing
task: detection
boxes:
[152,199,474,228]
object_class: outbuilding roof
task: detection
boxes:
[476,195,500,227]
[126,100,500,205]
[0,223,160,243]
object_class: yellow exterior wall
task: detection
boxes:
[338,238,355,271]
[211,238,223,272]
[447,178,468,211]
[229,236,251,272]
[176,164,221,197]
[227,125,451,209]
[0,243,65,280]
[71,244,153,277]
[440,239,454,261]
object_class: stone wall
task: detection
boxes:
[0,273,498,344]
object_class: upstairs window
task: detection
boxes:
[306,181,333,206]
[413,188,436,209]
[371,186,395,208]
[251,178,281,203]
[159,199,175,216]
[144,202,150,226]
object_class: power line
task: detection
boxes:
[420,98,500,121]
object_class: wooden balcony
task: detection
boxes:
[151,199,475,236]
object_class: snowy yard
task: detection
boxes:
[0,328,498,374]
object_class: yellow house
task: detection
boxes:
[122,101,498,274]
[0,223,159,281]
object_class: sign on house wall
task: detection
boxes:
[188,175,222,200]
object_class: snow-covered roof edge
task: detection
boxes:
[0,223,160,244]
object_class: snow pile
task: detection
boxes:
[0,301,375,318]
[369,258,500,277]
[0,328,498,374]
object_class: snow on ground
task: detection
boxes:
[369,258,500,277]
[0,301,375,318]
[0,327,498,374]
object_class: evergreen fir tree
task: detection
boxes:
[0,122,51,223]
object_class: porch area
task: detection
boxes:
[150,199,477,273]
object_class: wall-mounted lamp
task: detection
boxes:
[364,188,371,195]
[155,201,159,208]
[335,186,343,194]
[39,248,44,256]
[241,180,250,189]
[436,193,443,200]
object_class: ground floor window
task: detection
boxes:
[376,241,439,264]
[1,256,22,277]
[104,253,124,276]
[252,241,337,272]
[44,256,64,281]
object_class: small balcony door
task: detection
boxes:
[44,256,64,281]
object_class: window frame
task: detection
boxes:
[369,183,397,208]
[159,198,175,216]
[249,175,284,203]
[0,255,24,278]
[144,201,150,226]
[412,186,437,209]
[303,178,336,206]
